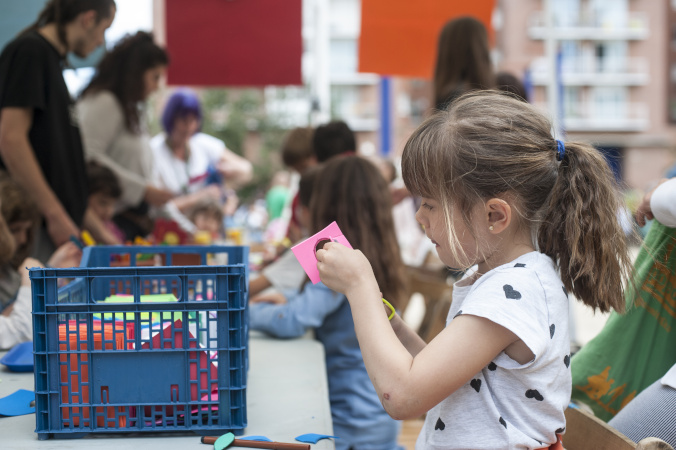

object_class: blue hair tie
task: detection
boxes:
[556,139,566,161]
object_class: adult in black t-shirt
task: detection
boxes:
[0,0,115,259]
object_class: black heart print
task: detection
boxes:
[503,285,522,300]
[550,324,555,339]
[525,389,544,401]
[514,263,526,268]
[499,417,507,428]
[556,427,565,434]
[488,362,497,371]
[564,354,571,368]
[453,310,463,319]
[435,417,445,430]
[470,379,482,392]
[562,286,568,296]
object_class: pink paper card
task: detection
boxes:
[291,221,352,284]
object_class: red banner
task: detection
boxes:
[165,0,302,86]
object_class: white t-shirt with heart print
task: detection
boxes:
[416,251,571,450]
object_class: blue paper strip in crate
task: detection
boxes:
[30,245,249,439]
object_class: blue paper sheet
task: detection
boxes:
[0,390,35,417]
[295,433,339,444]
[239,436,273,442]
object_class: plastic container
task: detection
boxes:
[30,245,249,440]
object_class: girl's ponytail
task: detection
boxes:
[538,141,633,313]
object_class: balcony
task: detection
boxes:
[529,56,649,86]
[535,101,649,132]
[528,11,649,40]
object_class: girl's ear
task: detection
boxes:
[485,198,512,233]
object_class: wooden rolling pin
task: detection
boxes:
[200,436,311,450]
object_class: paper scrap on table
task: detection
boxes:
[291,221,352,284]
[295,433,340,444]
[239,436,273,442]
[215,432,235,450]
[0,389,35,417]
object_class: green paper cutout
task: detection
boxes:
[215,432,235,450]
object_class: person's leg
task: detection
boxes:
[608,379,676,448]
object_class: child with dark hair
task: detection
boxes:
[0,172,81,348]
[189,199,224,241]
[279,126,317,244]
[496,71,528,103]
[85,161,124,243]
[250,156,406,449]
[312,120,356,163]
[281,126,316,174]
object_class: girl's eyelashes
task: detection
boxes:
[422,202,434,210]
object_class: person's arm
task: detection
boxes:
[78,93,173,208]
[249,282,344,339]
[83,208,123,245]
[317,243,519,420]
[650,178,676,227]
[0,257,43,349]
[0,107,79,247]
[217,148,253,188]
[390,313,427,357]
[170,184,221,213]
[635,178,676,227]
[249,274,273,297]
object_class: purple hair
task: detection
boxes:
[161,89,202,135]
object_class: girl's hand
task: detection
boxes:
[20,257,44,286]
[47,241,82,268]
[636,178,668,226]
[316,242,377,297]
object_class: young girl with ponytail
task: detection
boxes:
[317,90,633,450]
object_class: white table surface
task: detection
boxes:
[0,331,335,449]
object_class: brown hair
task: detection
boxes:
[433,16,495,109]
[281,127,314,168]
[22,0,116,50]
[86,161,121,199]
[0,172,40,269]
[402,90,632,313]
[309,156,407,308]
[189,199,224,233]
[298,165,321,208]
[82,31,169,133]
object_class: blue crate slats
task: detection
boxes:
[29,245,249,440]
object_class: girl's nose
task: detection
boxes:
[415,208,427,228]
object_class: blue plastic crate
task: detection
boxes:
[30,245,249,440]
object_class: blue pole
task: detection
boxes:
[379,76,392,155]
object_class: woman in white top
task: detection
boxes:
[150,89,252,219]
[77,32,174,242]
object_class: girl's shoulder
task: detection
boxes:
[476,251,555,283]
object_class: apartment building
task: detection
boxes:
[496,0,676,190]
